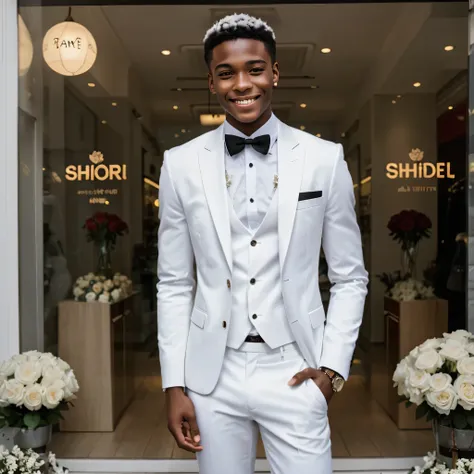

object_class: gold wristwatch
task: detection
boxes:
[319,367,345,393]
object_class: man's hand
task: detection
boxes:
[288,367,334,404]
[166,387,203,453]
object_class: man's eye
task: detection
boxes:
[219,71,232,77]
[250,68,264,73]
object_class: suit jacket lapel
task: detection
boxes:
[198,125,232,271]
[277,121,305,271]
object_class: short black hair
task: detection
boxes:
[203,14,276,67]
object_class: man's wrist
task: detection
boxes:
[165,386,185,394]
[318,366,345,392]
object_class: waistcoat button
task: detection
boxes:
[222,321,227,328]
[250,278,256,285]
[252,314,257,320]
[251,240,257,247]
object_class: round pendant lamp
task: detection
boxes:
[18,14,33,77]
[42,8,97,76]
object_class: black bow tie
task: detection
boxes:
[225,134,271,157]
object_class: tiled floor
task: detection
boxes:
[49,346,435,460]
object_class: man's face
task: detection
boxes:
[208,38,279,130]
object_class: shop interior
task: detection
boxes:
[17,0,468,461]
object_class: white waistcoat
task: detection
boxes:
[226,189,295,349]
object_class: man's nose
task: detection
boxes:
[233,72,252,92]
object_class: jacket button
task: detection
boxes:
[227,279,231,289]
[251,240,257,247]
[250,278,256,285]
[222,321,227,328]
[252,314,257,320]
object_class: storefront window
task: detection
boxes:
[15,0,469,465]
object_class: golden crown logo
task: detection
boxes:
[409,148,424,162]
[89,151,104,165]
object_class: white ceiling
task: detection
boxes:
[98,2,467,132]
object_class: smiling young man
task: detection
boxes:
[157,13,368,474]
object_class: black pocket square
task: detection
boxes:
[298,191,323,201]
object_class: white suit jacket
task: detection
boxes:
[157,118,368,395]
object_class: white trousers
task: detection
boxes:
[186,341,332,474]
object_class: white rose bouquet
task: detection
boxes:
[0,447,69,474]
[394,330,474,429]
[0,446,45,474]
[0,351,79,430]
[410,451,474,474]
[388,278,435,302]
[72,272,132,304]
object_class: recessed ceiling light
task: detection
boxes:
[300,103,307,108]
[177,88,182,91]
[111,102,117,107]
[413,82,421,88]
[101,120,107,124]
[161,50,171,56]
[310,85,317,89]
[397,95,402,98]
[173,105,178,110]
[174,133,179,138]
[448,105,454,110]
[392,100,397,104]
[87,82,95,88]
[341,132,346,138]
[181,129,186,133]
[321,48,331,54]
[300,125,306,130]
[444,45,455,52]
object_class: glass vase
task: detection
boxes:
[401,243,418,278]
[96,241,112,278]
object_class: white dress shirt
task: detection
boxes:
[224,113,278,230]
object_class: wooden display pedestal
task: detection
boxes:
[385,296,448,429]
[58,293,138,432]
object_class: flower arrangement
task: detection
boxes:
[388,278,435,302]
[410,451,474,474]
[72,272,132,303]
[388,209,432,249]
[0,447,69,474]
[387,209,432,277]
[0,351,79,430]
[0,446,45,474]
[83,212,128,276]
[393,330,474,428]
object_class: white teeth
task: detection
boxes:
[235,98,256,105]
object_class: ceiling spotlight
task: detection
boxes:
[87,82,95,88]
[101,120,107,124]
[448,105,454,110]
[174,133,179,138]
[181,129,186,133]
[316,133,321,138]
[392,100,397,104]
[300,125,306,130]
[111,102,117,107]
[300,103,307,108]
[161,50,171,56]
[341,132,346,138]
[413,82,421,88]
[173,105,178,110]
[397,95,402,98]
[177,88,182,91]
[444,45,455,52]
[310,85,318,89]
[321,48,331,54]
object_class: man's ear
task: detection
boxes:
[272,61,280,85]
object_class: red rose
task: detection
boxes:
[399,215,415,232]
[94,212,108,225]
[85,218,97,232]
[416,213,432,230]
[108,220,120,233]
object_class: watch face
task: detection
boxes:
[333,377,344,392]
